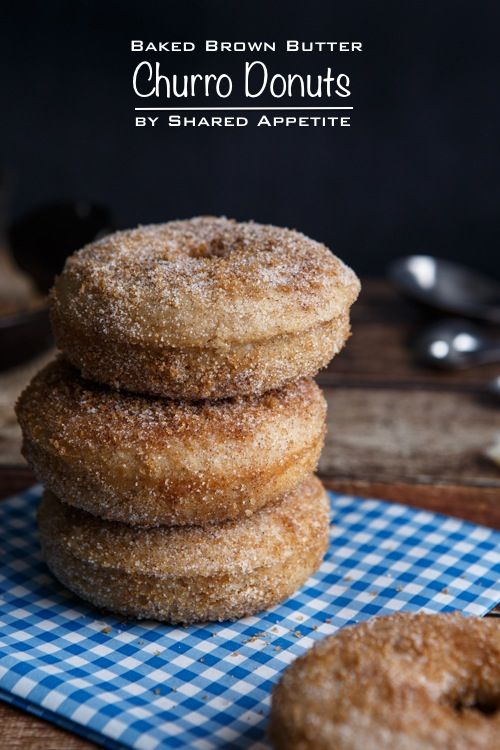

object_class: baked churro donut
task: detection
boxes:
[270,612,500,750]
[17,358,326,527]
[50,217,360,399]
[38,476,329,623]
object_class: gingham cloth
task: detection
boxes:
[1,486,499,750]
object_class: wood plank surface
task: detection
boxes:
[0,703,95,750]
[321,387,500,489]
[0,278,499,749]
[319,279,500,389]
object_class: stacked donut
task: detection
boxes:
[16,217,360,623]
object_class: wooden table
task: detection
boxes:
[1,279,499,748]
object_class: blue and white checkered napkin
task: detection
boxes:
[1,486,499,750]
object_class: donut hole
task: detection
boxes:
[187,238,233,259]
[184,233,274,259]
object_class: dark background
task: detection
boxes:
[2,0,499,275]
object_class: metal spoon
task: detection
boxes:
[415,320,500,370]
[389,255,500,323]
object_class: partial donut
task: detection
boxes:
[269,612,500,750]
[38,476,330,623]
[17,358,326,527]
[50,216,360,399]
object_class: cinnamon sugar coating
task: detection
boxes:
[52,313,350,401]
[270,612,500,750]
[50,217,360,398]
[17,358,326,526]
[38,476,330,623]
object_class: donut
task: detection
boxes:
[50,217,360,399]
[269,612,500,750]
[38,475,329,623]
[17,358,326,527]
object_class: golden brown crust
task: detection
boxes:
[269,612,500,750]
[17,358,326,526]
[38,476,330,623]
[50,217,360,397]
[52,313,350,401]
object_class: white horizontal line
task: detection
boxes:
[134,106,353,111]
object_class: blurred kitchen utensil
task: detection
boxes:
[8,201,112,293]
[0,307,52,370]
[0,240,42,316]
[415,319,500,370]
[389,255,500,323]
[0,173,50,369]
[1,199,113,370]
